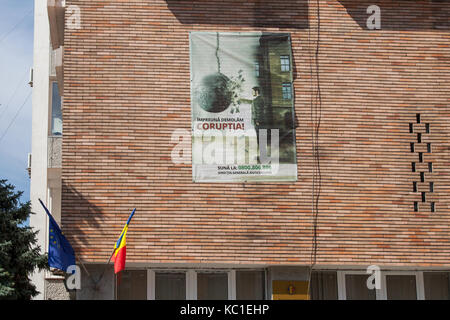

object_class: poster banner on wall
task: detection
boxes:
[190,32,297,182]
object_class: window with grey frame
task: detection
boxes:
[117,270,147,300]
[282,83,292,100]
[236,270,265,300]
[254,61,260,77]
[385,275,417,300]
[51,82,62,135]
[280,55,291,72]
[345,274,376,300]
[155,272,186,300]
[424,272,450,300]
[197,272,228,300]
[310,271,338,300]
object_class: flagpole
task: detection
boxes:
[77,208,136,292]
[115,273,118,300]
[92,248,116,290]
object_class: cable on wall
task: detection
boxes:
[307,0,323,299]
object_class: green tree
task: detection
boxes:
[0,179,48,299]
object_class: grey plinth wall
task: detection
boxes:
[76,264,115,300]
[45,278,71,300]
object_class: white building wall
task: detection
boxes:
[29,0,51,300]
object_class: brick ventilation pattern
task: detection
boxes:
[410,115,435,213]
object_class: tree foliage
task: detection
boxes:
[0,179,48,299]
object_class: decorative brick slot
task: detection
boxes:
[409,117,435,213]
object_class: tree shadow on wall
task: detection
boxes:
[61,181,107,260]
[165,0,309,29]
[337,0,450,31]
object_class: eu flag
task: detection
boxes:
[39,199,76,272]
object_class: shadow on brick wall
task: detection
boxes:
[337,0,450,31]
[61,181,105,259]
[165,0,309,29]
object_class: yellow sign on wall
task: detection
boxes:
[272,281,310,300]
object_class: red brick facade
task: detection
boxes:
[62,0,450,267]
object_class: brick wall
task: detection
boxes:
[62,0,450,266]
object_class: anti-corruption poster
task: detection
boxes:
[190,32,297,182]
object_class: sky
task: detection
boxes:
[0,0,34,202]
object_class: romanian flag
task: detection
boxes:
[111,209,136,274]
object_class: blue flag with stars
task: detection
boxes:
[39,199,76,272]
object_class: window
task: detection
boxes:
[310,271,338,300]
[155,272,186,300]
[254,62,260,77]
[386,275,417,300]
[424,272,450,300]
[51,82,62,135]
[197,272,228,300]
[147,269,266,300]
[345,274,376,300]
[280,55,290,72]
[338,271,424,300]
[282,83,292,100]
[236,271,265,300]
[117,270,147,300]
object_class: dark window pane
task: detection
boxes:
[236,271,265,300]
[280,55,290,72]
[386,275,417,300]
[345,274,376,300]
[310,271,338,300]
[155,273,186,300]
[282,83,292,100]
[117,270,147,300]
[254,62,260,77]
[424,272,450,300]
[197,273,228,300]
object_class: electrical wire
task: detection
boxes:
[0,68,30,122]
[216,32,221,74]
[307,0,322,299]
[0,8,33,45]
[0,91,31,144]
